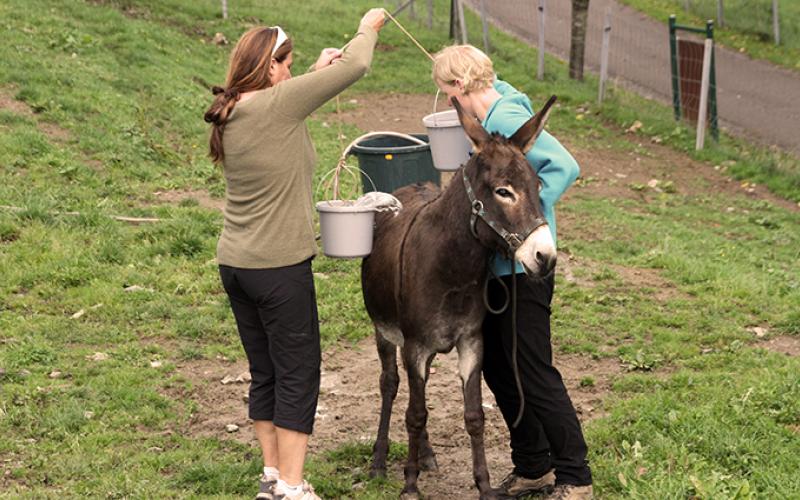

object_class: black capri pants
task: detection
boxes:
[219,259,321,435]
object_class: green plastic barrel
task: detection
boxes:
[350,134,440,194]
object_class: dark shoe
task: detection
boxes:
[494,469,556,498]
[545,484,593,500]
[256,474,277,500]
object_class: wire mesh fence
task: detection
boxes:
[678,0,796,49]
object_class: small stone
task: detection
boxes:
[726,207,735,213]
[626,120,643,133]
[220,375,236,385]
[87,352,108,362]
[150,360,162,368]
[429,367,437,375]
[212,32,228,45]
[647,179,659,189]
[49,370,62,379]
[235,371,252,383]
[71,309,85,319]
[19,369,31,378]
[84,411,94,419]
[751,326,767,338]
[225,424,239,433]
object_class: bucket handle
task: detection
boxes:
[432,87,441,126]
[316,162,378,202]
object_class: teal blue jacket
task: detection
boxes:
[482,79,580,277]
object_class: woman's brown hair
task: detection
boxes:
[204,27,293,163]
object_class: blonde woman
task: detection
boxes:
[432,45,592,500]
[204,9,386,500]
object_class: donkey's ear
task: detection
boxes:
[510,95,557,154]
[451,96,490,152]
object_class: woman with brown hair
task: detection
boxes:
[204,9,385,500]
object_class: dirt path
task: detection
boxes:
[174,338,623,499]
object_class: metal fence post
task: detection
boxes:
[537,0,546,80]
[707,20,719,142]
[696,37,713,150]
[717,0,724,28]
[773,0,780,45]
[669,15,681,121]
[598,7,612,104]
[427,0,433,28]
[479,0,491,54]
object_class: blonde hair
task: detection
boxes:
[432,45,494,93]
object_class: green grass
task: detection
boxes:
[1,0,798,498]
[619,0,800,71]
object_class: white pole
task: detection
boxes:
[221,0,228,19]
[717,0,724,28]
[696,38,713,150]
[457,0,468,44]
[772,0,780,45]
[480,0,491,54]
[598,7,612,104]
[537,0,546,80]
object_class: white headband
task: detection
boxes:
[271,26,288,58]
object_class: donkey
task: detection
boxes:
[361,95,559,499]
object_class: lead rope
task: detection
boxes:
[510,271,525,428]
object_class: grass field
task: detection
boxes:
[1,0,798,498]
[619,0,800,71]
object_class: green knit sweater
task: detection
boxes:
[216,26,378,269]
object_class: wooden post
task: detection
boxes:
[427,0,433,28]
[569,0,590,81]
[479,0,491,54]
[598,7,612,104]
[409,0,416,20]
[696,38,713,150]
[221,0,228,19]
[716,0,724,28]
[772,0,780,45]
[457,0,468,44]
[537,0,546,80]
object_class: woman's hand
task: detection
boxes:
[359,8,386,33]
[314,48,343,71]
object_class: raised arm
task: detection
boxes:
[272,10,383,120]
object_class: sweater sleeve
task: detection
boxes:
[271,26,378,120]
[484,102,580,209]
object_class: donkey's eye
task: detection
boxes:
[495,188,513,198]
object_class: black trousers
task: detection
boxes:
[482,274,592,486]
[219,259,321,435]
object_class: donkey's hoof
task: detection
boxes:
[369,466,387,479]
[419,453,439,472]
[399,492,420,500]
[479,492,500,500]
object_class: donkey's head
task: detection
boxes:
[453,95,558,279]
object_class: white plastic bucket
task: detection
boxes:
[316,201,375,258]
[422,109,472,171]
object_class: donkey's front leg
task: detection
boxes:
[400,346,434,499]
[457,334,496,499]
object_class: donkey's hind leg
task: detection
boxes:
[417,353,439,472]
[400,345,435,499]
[370,330,400,478]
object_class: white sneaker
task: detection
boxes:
[274,479,321,500]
